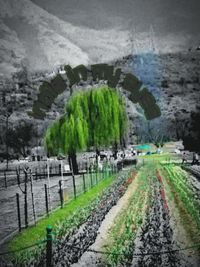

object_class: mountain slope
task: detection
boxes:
[0,0,129,77]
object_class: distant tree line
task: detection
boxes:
[0,121,37,164]
[182,107,200,152]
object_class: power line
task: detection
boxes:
[1,236,200,260]
[60,241,200,257]
[0,239,47,256]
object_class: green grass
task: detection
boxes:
[9,175,115,252]
[140,153,171,159]
[139,152,181,165]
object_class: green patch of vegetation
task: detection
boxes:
[29,74,67,119]
[123,73,142,102]
[140,153,172,160]
[51,74,67,93]
[90,64,122,88]
[91,64,109,80]
[27,102,46,120]
[108,68,122,88]
[138,88,161,120]
[64,65,80,86]
[73,64,88,81]
[163,164,200,230]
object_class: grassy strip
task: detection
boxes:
[105,163,155,266]
[140,153,171,159]
[9,174,116,253]
[140,153,180,166]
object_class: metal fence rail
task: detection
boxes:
[1,225,200,267]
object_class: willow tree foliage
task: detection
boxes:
[44,86,128,174]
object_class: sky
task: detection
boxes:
[31,0,200,42]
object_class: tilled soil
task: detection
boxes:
[51,168,199,267]
[163,167,200,267]
[131,177,188,267]
[71,171,140,267]
[181,166,200,205]
[41,173,133,267]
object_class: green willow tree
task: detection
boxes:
[44,86,128,174]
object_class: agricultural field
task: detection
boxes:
[1,154,200,266]
[74,159,200,267]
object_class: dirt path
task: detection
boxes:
[69,172,140,267]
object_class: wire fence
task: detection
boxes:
[0,162,67,188]
[14,162,118,232]
[1,225,200,266]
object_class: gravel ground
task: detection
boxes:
[0,173,84,245]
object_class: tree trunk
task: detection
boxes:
[120,137,126,149]
[69,152,79,175]
[113,141,118,160]
[95,148,100,166]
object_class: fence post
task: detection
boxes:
[72,173,77,199]
[59,180,64,208]
[43,167,46,179]
[35,169,38,180]
[46,225,53,267]
[95,169,98,185]
[82,173,86,193]
[24,170,28,228]
[90,168,93,187]
[44,184,49,216]
[4,170,7,188]
[59,164,61,176]
[30,170,37,225]
[16,193,21,232]
[16,167,20,185]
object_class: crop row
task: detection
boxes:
[164,165,200,230]
[105,169,153,266]
[50,170,139,266]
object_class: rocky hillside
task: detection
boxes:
[0,0,129,78]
